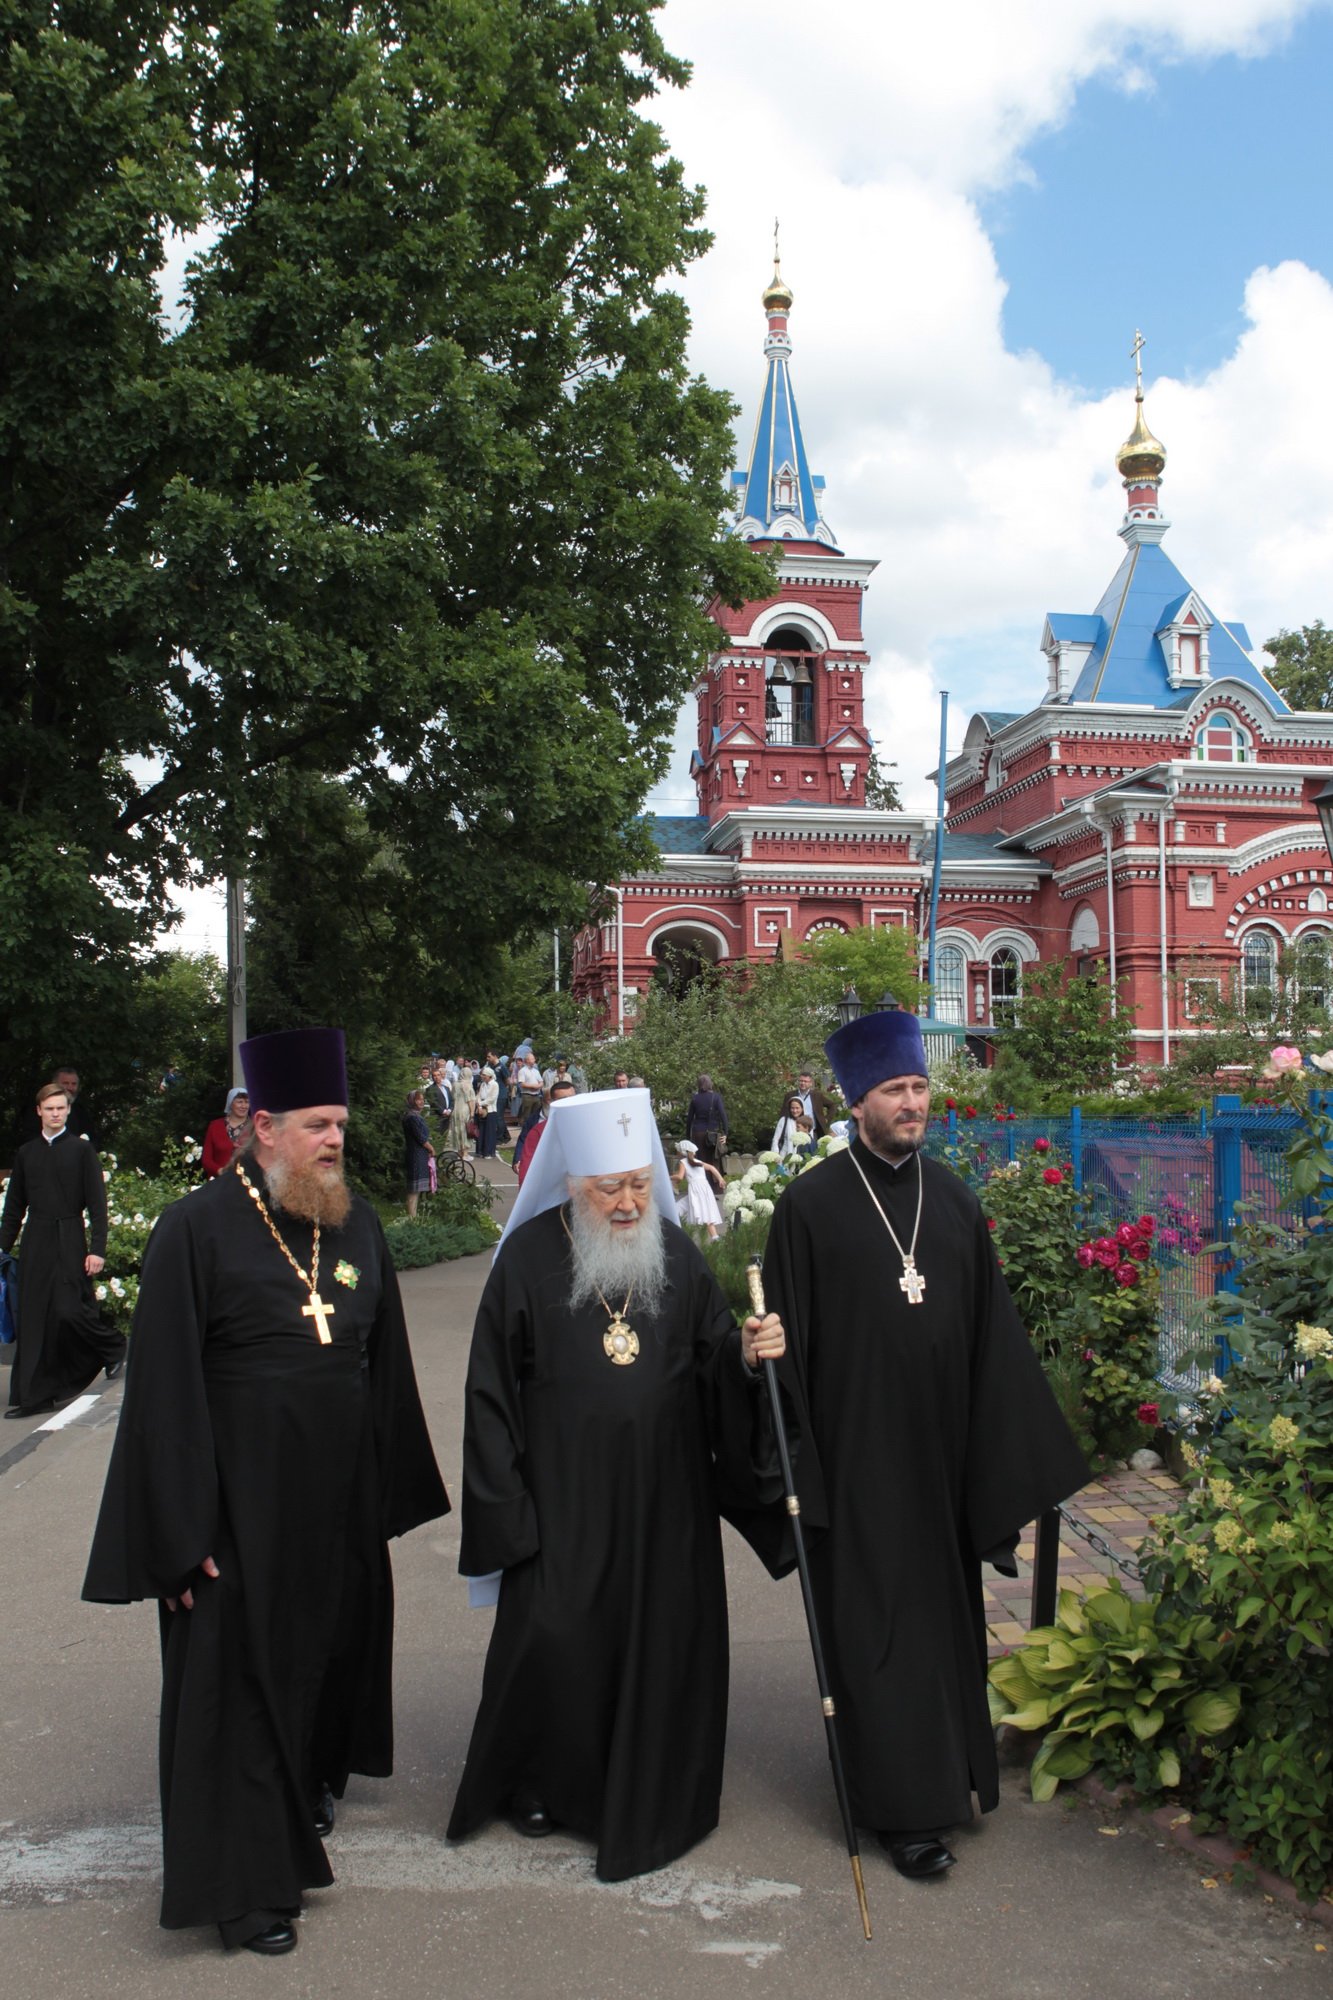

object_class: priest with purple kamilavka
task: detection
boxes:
[83,1028,448,1957]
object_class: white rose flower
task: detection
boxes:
[110,1277,125,1297]
[95,1284,108,1301]
[1308,1049,1333,1074]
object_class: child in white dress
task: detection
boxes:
[672,1140,725,1240]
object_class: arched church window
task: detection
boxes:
[934,944,965,1025]
[990,947,1021,1027]
[1296,930,1332,1016]
[1193,712,1250,764]
[1241,928,1279,1018]
[1309,888,1328,913]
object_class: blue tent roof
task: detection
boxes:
[732,299,839,549]
[1061,541,1287,710]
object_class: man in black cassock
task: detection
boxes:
[2,1081,125,1417]
[446,1088,785,1882]
[761,1012,1087,1882]
[83,1028,449,1956]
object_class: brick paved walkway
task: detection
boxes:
[984,1465,1184,1655]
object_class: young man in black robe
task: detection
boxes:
[447,1088,785,1882]
[83,1028,449,1956]
[2,1081,124,1417]
[761,1012,1087,1882]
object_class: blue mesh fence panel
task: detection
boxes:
[924,1101,1317,1395]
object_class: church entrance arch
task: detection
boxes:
[648,920,727,998]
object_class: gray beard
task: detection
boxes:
[567,1200,668,1319]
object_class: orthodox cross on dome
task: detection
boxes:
[1116,327,1168,547]
[730,243,840,551]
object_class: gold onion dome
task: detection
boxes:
[1116,394,1166,482]
[763,265,794,312]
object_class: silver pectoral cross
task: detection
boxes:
[899,1258,926,1306]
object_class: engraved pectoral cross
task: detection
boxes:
[899,1259,926,1306]
[303,1291,335,1344]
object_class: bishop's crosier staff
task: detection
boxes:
[746,1255,872,1942]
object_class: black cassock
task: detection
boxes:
[447,1205,779,1882]
[0,1132,124,1409]
[83,1167,449,1937]
[761,1140,1087,1835]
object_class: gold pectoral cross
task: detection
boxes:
[303,1290,335,1344]
[899,1259,926,1306]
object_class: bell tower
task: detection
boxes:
[691,254,878,821]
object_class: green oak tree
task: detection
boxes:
[1265,620,1333,711]
[1,0,771,1133]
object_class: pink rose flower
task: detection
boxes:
[1128,1239,1151,1262]
[1115,1222,1139,1247]
[1158,1227,1180,1247]
[1033,1137,1051,1153]
[1095,1245,1119,1269]
[1042,1167,1064,1185]
[1267,1045,1302,1073]
[1137,1214,1156,1235]
[1137,1401,1160,1426]
[1115,1263,1139,1288]
[1075,1245,1095,1269]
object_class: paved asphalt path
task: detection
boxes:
[2,1173,1329,1997]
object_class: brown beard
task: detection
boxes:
[266,1154,353,1228]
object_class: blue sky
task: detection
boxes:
[987,11,1333,392]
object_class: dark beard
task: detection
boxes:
[266,1154,353,1228]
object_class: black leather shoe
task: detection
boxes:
[509,1793,553,1837]
[311,1784,335,1837]
[243,1921,298,1955]
[104,1359,124,1382]
[5,1400,54,1419]
[878,1832,956,1879]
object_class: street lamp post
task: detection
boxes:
[836,986,862,1028]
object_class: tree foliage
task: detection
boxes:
[796,922,924,1014]
[994,957,1133,1097]
[1264,620,1333,712]
[1,0,771,1120]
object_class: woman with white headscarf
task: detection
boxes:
[201,1087,251,1178]
[474,1066,501,1158]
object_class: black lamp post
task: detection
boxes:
[836,986,862,1028]
[876,987,901,1013]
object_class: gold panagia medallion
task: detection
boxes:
[603,1316,640,1366]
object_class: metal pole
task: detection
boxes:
[1030,1508,1061,1628]
[614,888,625,1039]
[226,876,248,1085]
[553,929,560,994]
[926,691,949,999]
[1158,806,1171,1067]
[747,1260,872,1941]
[1103,821,1118,1015]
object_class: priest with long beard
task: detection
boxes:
[83,1028,449,1956]
[447,1089,786,1883]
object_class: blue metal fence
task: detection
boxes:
[923,1096,1321,1393]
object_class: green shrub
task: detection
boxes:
[988,1582,1240,1803]
[383,1215,499,1268]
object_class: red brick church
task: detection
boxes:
[571,268,1333,1066]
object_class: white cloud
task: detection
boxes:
[648,0,1333,811]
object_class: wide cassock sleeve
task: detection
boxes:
[0,1149,28,1253]
[962,1209,1089,1560]
[692,1259,788,1558]
[455,1252,539,1577]
[81,1203,219,1603]
[365,1218,450,1539]
[82,1143,109,1257]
